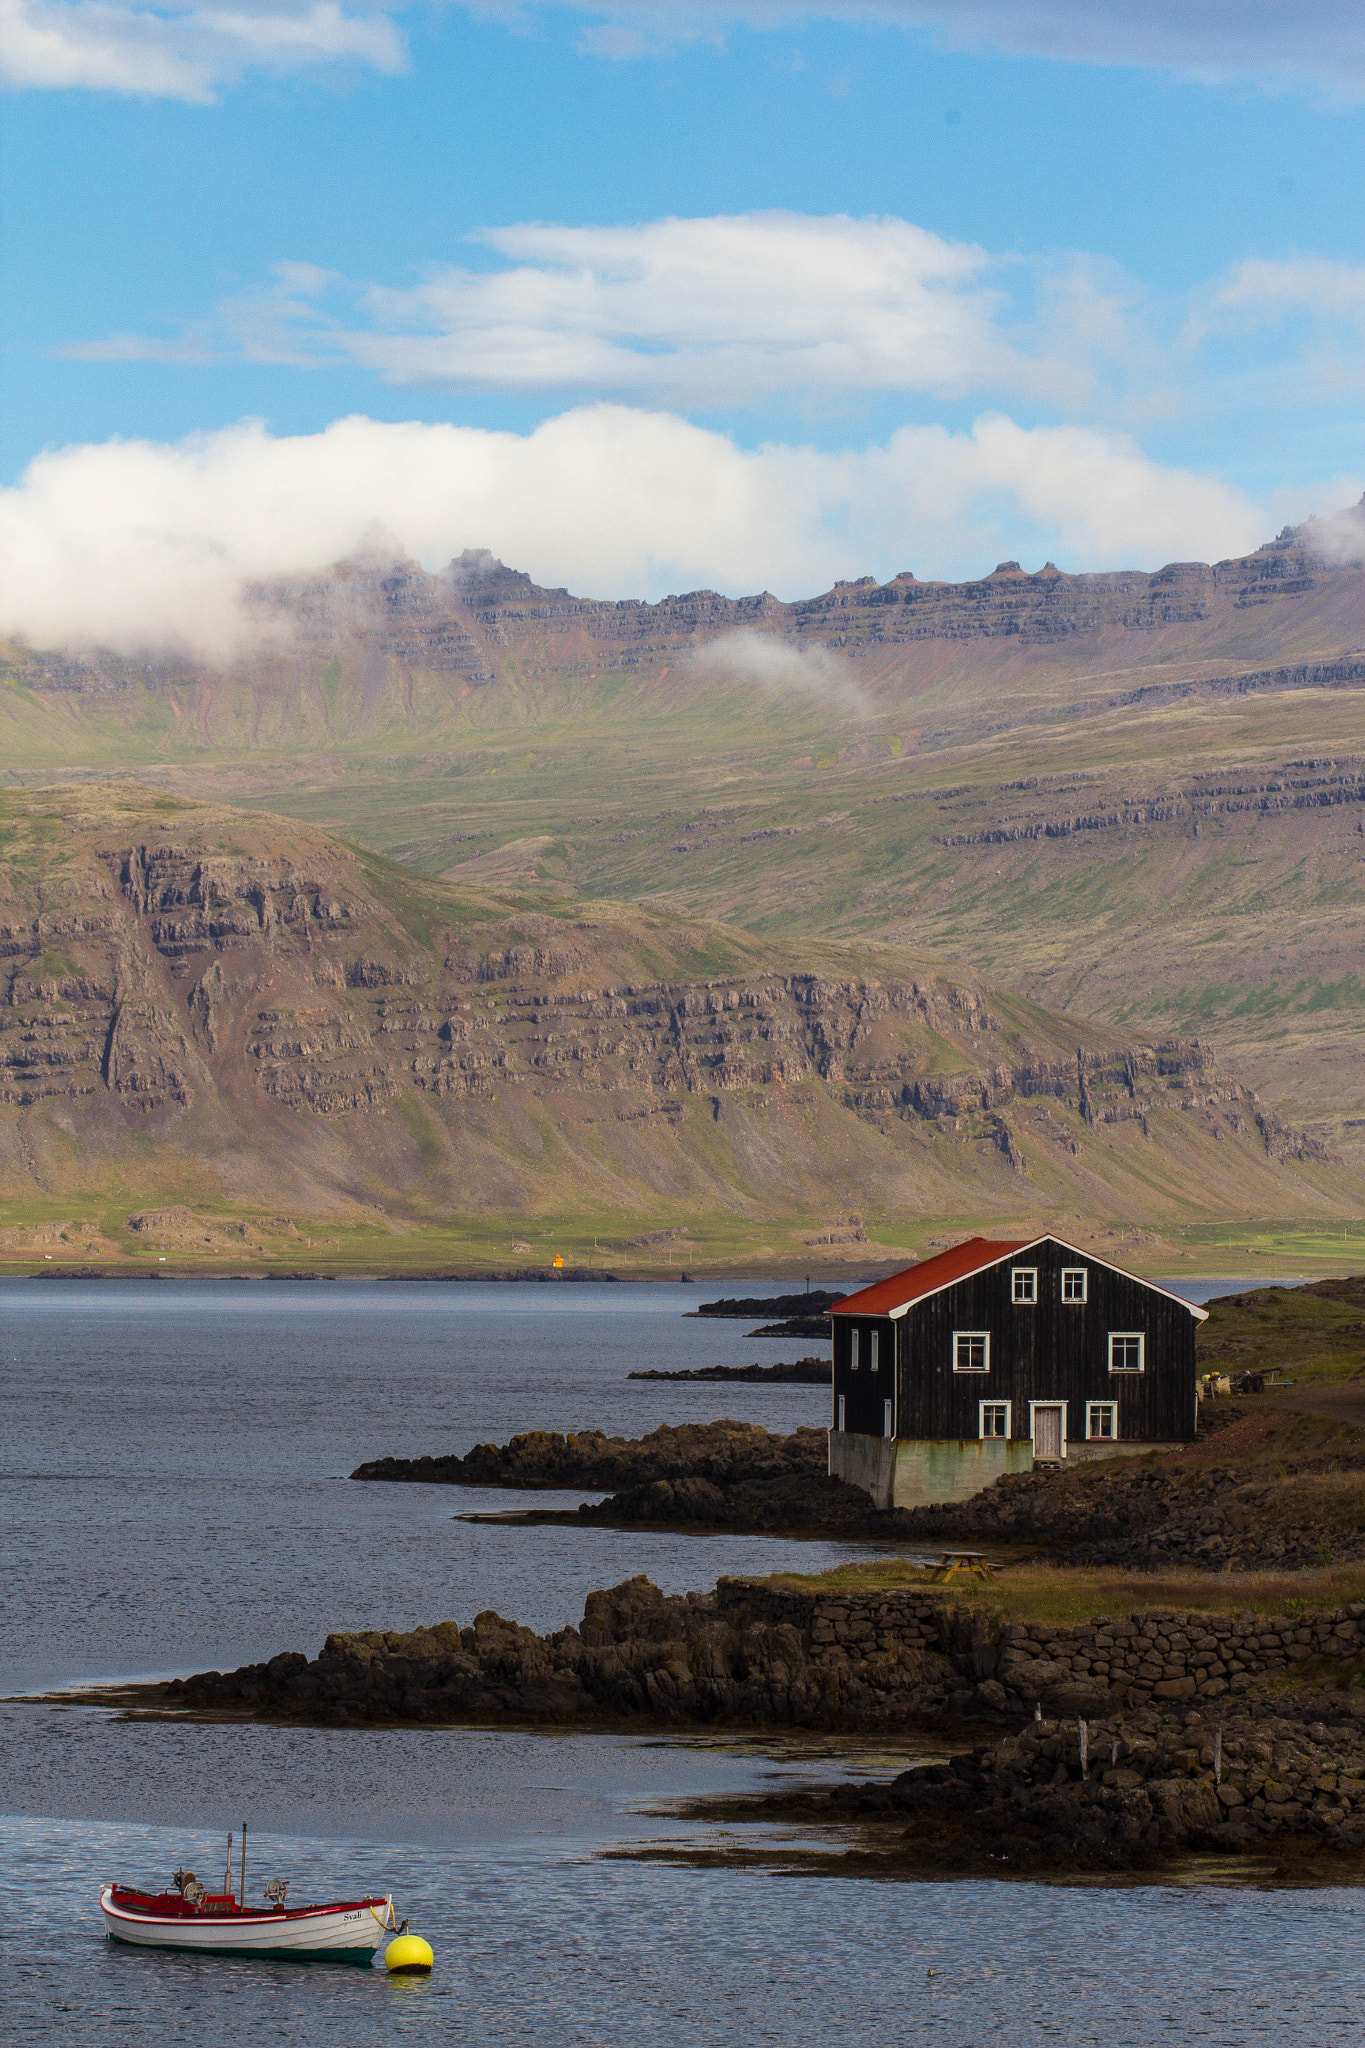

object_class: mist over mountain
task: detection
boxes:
[4,502,1364,1213]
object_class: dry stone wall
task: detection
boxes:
[718,1579,1365,1717]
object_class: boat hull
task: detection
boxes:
[100,1887,391,1963]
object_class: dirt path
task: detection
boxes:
[1276,1382,1365,1431]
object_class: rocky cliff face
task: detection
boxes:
[7,518,1365,705]
[0,785,1347,1233]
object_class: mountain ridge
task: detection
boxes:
[1,783,1353,1270]
[4,505,1364,1184]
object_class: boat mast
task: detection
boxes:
[223,1832,233,1895]
[240,1822,247,1908]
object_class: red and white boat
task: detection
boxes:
[100,1842,398,1964]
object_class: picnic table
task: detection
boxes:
[923,1551,997,1584]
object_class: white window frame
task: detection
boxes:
[849,1329,860,1371]
[979,1400,1011,1441]
[1028,1399,1069,1455]
[837,1393,846,1431]
[869,1330,880,1373]
[1087,1401,1117,1442]
[1108,1331,1145,1374]
[1011,1266,1038,1304]
[1061,1267,1088,1303]
[883,1398,894,1439]
[953,1330,991,1373]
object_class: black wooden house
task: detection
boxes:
[827,1234,1207,1510]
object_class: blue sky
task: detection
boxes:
[2,2,1364,645]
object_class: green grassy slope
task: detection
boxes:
[3,538,1363,1161]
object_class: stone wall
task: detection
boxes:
[717,1578,1365,1716]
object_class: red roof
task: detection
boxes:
[830,1236,1028,1318]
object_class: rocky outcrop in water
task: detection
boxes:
[575,1470,887,1534]
[153,1567,1365,1750]
[627,1357,830,1382]
[163,1573,955,1729]
[351,1420,829,1490]
[144,1569,1365,1876]
[738,1690,1365,1875]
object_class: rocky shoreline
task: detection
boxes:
[679,1696,1365,1878]
[354,1409,1365,1567]
[352,1420,830,1491]
[353,1420,915,1536]
[114,1570,1365,1877]
[627,1357,829,1383]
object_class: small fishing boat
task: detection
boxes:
[100,1827,400,1965]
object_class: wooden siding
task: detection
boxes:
[898,1239,1197,1444]
[832,1237,1199,1445]
[832,1316,896,1439]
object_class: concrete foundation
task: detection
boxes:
[828,1430,1190,1510]
[826,1430,900,1509]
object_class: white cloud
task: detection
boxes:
[358,215,1045,402]
[1199,255,1365,334]
[686,629,869,710]
[7,0,1364,100]
[76,208,1365,438]
[642,1,1365,99]
[57,214,1114,412]
[575,20,657,56]
[0,0,405,100]
[0,407,1266,660]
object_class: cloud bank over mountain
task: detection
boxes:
[0,406,1266,658]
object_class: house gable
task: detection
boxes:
[829,1232,1203,1456]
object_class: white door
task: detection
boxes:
[1033,1405,1064,1459]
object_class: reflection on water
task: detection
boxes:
[0,1278,862,1691]
[6,1275,1359,2046]
[7,1811,1365,2047]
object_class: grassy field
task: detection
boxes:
[7,1215,1365,1280]
[768,1556,1365,1624]
[1196,1275,1365,1385]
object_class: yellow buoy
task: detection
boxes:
[384,1933,434,1975]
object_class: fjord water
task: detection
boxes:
[4,1276,1361,2047]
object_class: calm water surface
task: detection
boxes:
[5,1274,1352,2046]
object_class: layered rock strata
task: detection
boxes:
[0,815,1201,1129]
[16,519,1359,700]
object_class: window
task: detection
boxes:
[1108,1332,1145,1373]
[1087,1402,1116,1441]
[883,1398,894,1438]
[837,1394,846,1431]
[1061,1267,1088,1304]
[849,1329,860,1371]
[1011,1267,1038,1304]
[869,1330,880,1373]
[953,1331,990,1372]
[980,1401,1011,1439]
